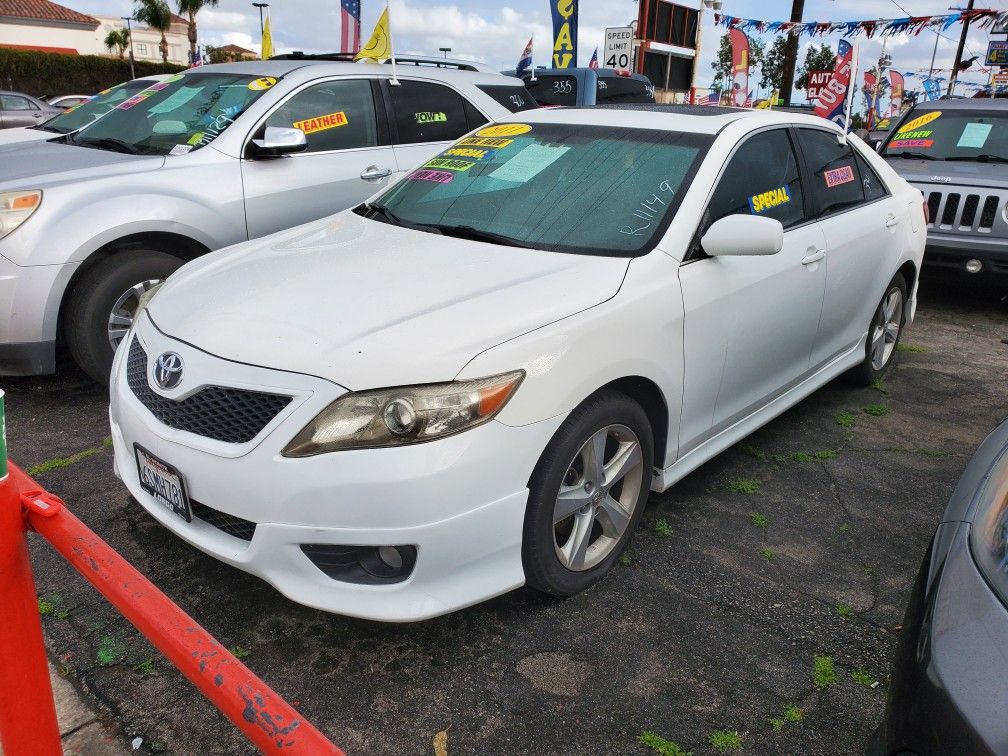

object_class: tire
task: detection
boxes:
[523,390,654,597]
[850,272,908,386]
[64,249,184,384]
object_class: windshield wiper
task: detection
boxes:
[72,136,139,154]
[364,202,404,225]
[426,224,531,248]
[944,154,1008,164]
[887,150,936,161]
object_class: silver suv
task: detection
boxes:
[0,59,534,382]
[880,98,1007,277]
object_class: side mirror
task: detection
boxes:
[249,126,307,158]
[701,214,783,257]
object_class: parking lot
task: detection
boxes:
[3,275,1006,755]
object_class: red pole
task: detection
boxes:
[0,470,62,755]
[8,464,342,756]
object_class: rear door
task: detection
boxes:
[241,77,397,238]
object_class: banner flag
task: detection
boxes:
[551,0,577,68]
[728,29,750,107]
[355,7,392,62]
[813,38,854,127]
[261,14,273,60]
[517,37,533,74]
[888,70,904,115]
[588,47,598,69]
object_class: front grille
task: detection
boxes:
[940,193,960,226]
[191,500,257,541]
[980,197,999,229]
[960,194,980,227]
[926,191,941,224]
[925,189,1001,232]
[127,338,292,444]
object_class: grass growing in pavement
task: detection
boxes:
[897,343,929,353]
[834,411,858,429]
[839,523,850,533]
[759,547,776,562]
[654,518,673,537]
[790,452,814,463]
[815,449,839,460]
[770,717,785,731]
[132,658,156,676]
[37,596,69,619]
[26,437,115,477]
[638,732,692,756]
[836,603,853,618]
[772,453,788,465]
[708,730,742,753]
[852,668,876,687]
[784,705,804,722]
[229,645,251,660]
[37,598,54,615]
[869,378,888,393]
[915,447,949,457]
[750,512,769,529]
[618,550,633,566]
[813,655,839,689]
[863,404,890,417]
[742,444,767,461]
[96,637,125,667]
[729,478,760,494]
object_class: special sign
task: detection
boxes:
[603,26,633,69]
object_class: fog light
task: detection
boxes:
[965,258,983,274]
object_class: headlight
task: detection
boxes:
[0,190,42,239]
[282,370,524,456]
[969,447,1008,609]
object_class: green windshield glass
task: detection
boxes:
[883,109,1008,161]
[371,123,711,256]
[39,79,163,134]
[70,72,278,156]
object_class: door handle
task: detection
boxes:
[802,248,826,266]
[360,166,392,181]
[885,214,900,228]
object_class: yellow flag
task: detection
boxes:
[755,89,778,109]
[355,8,392,62]
[261,14,273,60]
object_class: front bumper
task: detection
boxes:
[923,233,1008,276]
[109,316,562,622]
[0,251,72,375]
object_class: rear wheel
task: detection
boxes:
[850,273,907,385]
[64,249,183,384]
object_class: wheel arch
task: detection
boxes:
[586,376,670,472]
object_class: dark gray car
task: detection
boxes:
[880,98,1007,277]
[0,91,62,129]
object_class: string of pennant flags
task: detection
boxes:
[714,9,1008,38]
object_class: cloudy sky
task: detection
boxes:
[69,0,1001,99]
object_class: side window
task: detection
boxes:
[797,128,867,216]
[524,75,577,106]
[387,80,471,144]
[462,99,487,130]
[265,79,378,154]
[854,151,887,202]
[1,96,32,111]
[476,84,535,113]
[707,129,805,230]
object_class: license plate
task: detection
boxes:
[134,444,192,522]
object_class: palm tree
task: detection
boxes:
[177,0,218,65]
[134,0,173,63]
[104,28,130,59]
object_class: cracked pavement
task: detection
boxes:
[3,275,1007,755]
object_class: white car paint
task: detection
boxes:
[109,107,926,621]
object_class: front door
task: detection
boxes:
[241,78,398,239]
[0,95,43,129]
[679,128,828,452]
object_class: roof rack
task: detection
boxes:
[268,52,484,71]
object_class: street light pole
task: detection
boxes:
[122,16,136,79]
[252,3,268,36]
[439,47,451,59]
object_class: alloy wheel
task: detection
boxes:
[870,287,903,371]
[107,279,162,352]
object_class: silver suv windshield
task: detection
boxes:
[38,79,162,135]
[364,122,711,257]
[68,72,278,155]
[883,108,1008,163]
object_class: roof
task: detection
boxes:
[0,0,97,26]
[911,97,1008,111]
[0,42,78,54]
[191,59,527,86]
[218,44,256,55]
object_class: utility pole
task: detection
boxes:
[947,0,974,96]
[778,0,805,106]
[122,16,136,79]
[252,3,268,36]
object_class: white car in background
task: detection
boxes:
[110,106,926,622]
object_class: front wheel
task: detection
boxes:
[522,391,654,597]
[850,273,907,385]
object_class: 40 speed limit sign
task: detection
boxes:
[603,26,633,69]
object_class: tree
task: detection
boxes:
[134,0,173,63]
[711,33,765,92]
[104,28,130,59]
[177,0,219,65]
[796,43,837,90]
[760,36,787,92]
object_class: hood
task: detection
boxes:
[885,157,1008,191]
[149,212,630,389]
[0,127,51,147]
[0,140,164,189]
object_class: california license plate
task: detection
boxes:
[134,444,192,522]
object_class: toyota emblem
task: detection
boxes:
[153,352,184,390]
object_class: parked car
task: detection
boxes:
[880,98,1007,277]
[0,75,173,147]
[507,67,655,107]
[0,91,62,129]
[108,106,925,622]
[47,95,91,110]
[872,417,1008,755]
[0,61,534,383]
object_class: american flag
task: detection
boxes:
[699,91,720,105]
[340,0,361,54]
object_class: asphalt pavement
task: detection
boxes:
[3,275,1007,756]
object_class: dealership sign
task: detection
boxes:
[603,26,633,69]
[986,41,1008,67]
[806,70,833,101]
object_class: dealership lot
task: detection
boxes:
[4,276,1006,755]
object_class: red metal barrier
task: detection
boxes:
[0,462,343,756]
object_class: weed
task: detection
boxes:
[790,452,814,463]
[742,444,767,461]
[654,518,673,537]
[618,551,633,566]
[839,523,850,533]
[749,512,769,529]
[37,598,54,615]
[229,645,251,660]
[729,478,760,494]
[96,637,125,667]
[133,658,156,676]
[836,603,853,618]
[863,404,890,417]
[897,343,928,353]
[784,705,803,722]
[813,655,838,689]
[638,732,692,756]
[852,668,876,687]
[759,547,776,562]
[835,410,857,429]
[772,453,788,465]
[864,565,875,576]
[869,378,888,394]
[770,717,785,731]
[27,447,100,476]
[915,447,948,457]
[55,609,70,620]
[708,730,742,753]
[814,449,839,460]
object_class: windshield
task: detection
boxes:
[38,79,162,134]
[882,109,1008,161]
[69,72,278,155]
[366,122,711,256]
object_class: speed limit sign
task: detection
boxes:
[603,26,633,69]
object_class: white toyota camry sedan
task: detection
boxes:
[109,106,926,621]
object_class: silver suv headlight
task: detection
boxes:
[0,190,42,239]
[969,447,1008,609]
[282,371,524,456]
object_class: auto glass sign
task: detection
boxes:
[806,70,833,102]
[813,39,854,127]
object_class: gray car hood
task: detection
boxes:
[886,157,1007,190]
[0,140,164,189]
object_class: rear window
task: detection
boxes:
[476,84,536,113]
[596,75,655,104]
[524,75,577,107]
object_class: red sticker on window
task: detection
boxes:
[824,165,855,188]
[889,138,933,149]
